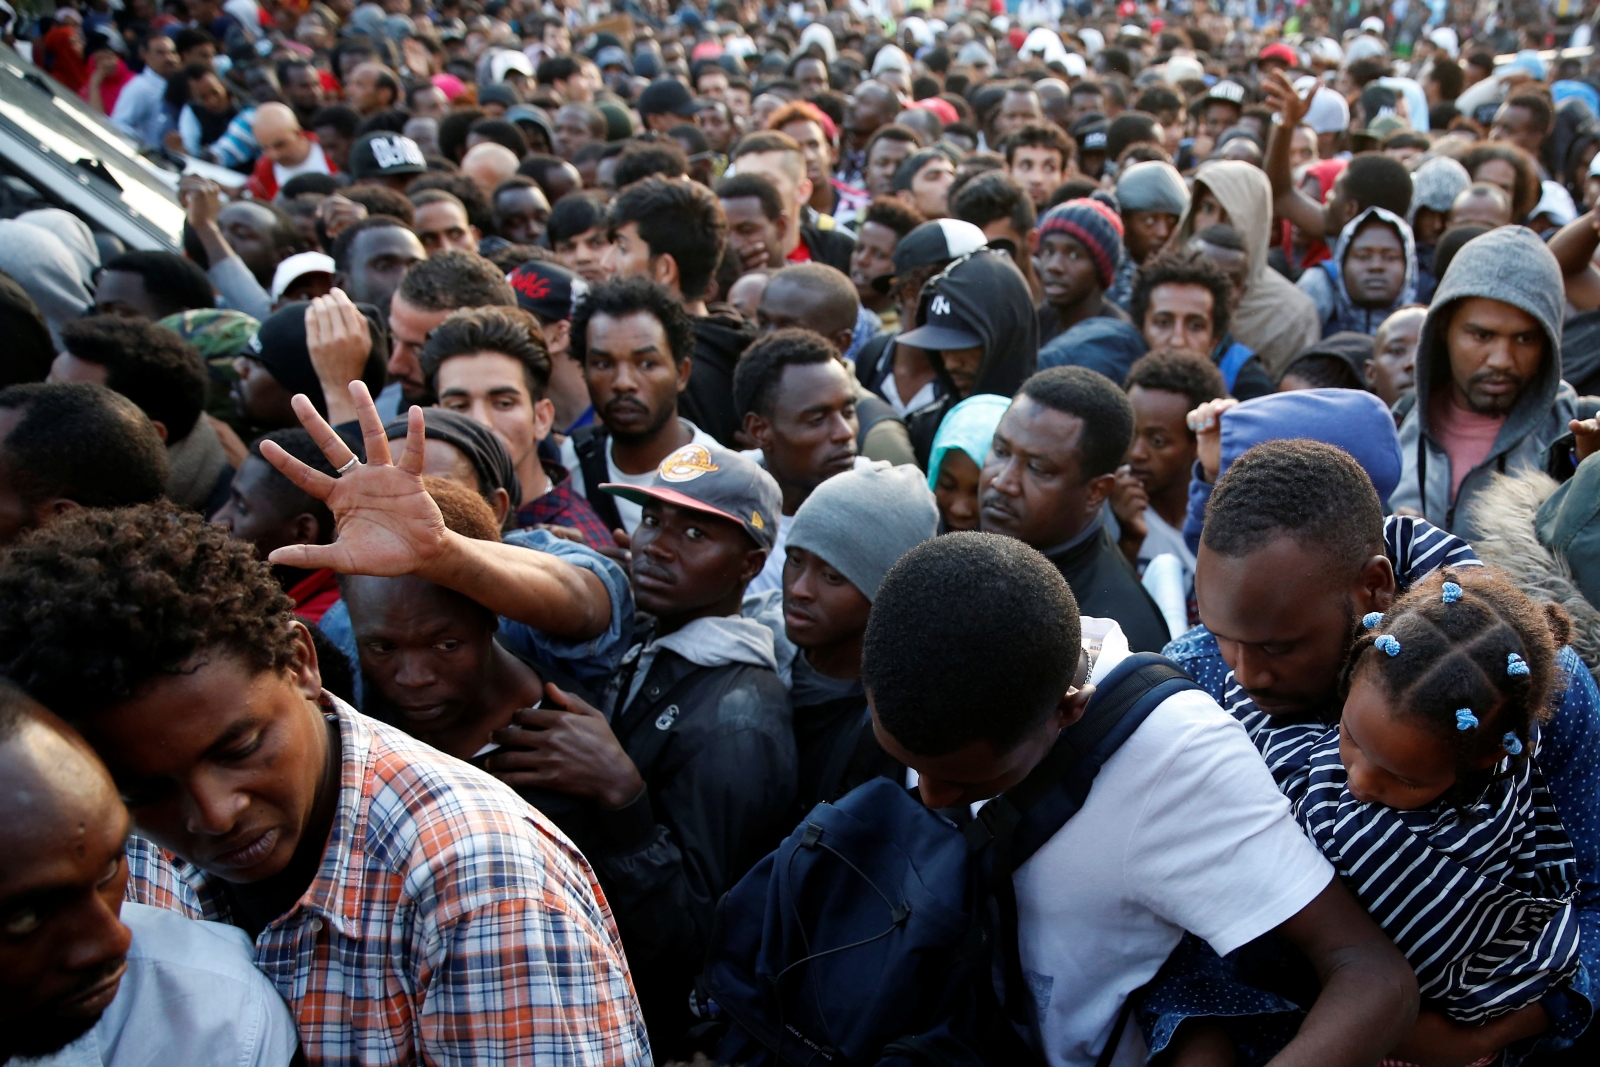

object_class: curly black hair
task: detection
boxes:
[733,327,839,418]
[613,141,689,189]
[0,504,300,720]
[999,121,1073,168]
[1203,439,1384,577]
[1129,251,1233,343]
[60,316,208,442]
[864,532,1080,757]
[1124,350,1228,423]
[569,276,696,367]
[1348,568,1570,777]
[606,176,729,302]
[1460,142,1540,220]
[951,169,1036,235]
[0,383,168,513]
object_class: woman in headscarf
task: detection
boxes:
[37,19,88,94]
[926,393,1011,533]
[1296,206,1417,338]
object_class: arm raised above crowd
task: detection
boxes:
[261,383,612,640]
[1546,209,1600,312]
[1261,71,1328,242]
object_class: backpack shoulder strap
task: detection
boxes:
[570,424,624,534]
[1217,342,1252,392]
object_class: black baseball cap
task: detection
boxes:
[890,218,990,275]
[507,259,587,323]
[348,132,427,180]
[1071,114,1109,153]
[898,266,984,352]
[601,443,782,550]
[638,77,699,119]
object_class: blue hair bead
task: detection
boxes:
[1441,582,1463,604]
[1455,708,1479,730]
[1503,732,1524,756]
[1508,653,1531,677]
[1361,611,1384,629]
[1375,635,1401,657]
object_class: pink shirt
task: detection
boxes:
[1430,391,1506,503]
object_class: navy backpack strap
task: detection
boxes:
[570,424,624,534]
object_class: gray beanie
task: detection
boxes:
[786,463,939,602]
[1114,161,1190,216]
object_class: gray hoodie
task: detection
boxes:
[1391,226,1576,539]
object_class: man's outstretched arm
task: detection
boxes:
[1267,878,1418,1067]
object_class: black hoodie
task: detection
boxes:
[905,250,1040,466]
[685,303,757,448]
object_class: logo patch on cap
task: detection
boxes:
[930,295,952,315]
[659,444,719,482]
[750,510,765,529]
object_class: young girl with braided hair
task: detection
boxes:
[1143,569,1592,1067]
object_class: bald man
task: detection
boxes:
[246,101,335,201]
[461,141,522,198]
[0,687,298,1065]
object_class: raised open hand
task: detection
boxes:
[305,289,371,425]
[258,382,450,576]
[1261,69,1313,129]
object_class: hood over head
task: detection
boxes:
[1115,160,1189,216]
[1324,206,1417,334]
[1415,225,1564,435]
[17,209,99,288]
[1180,161,1273,284]
[908,249,1039,400]
[1408,156,1471,224]
[1219,388,1403,504]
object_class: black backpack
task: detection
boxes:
[698,653,1200,1067]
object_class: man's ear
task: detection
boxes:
[652,252,680,292]
[545,318,571,358]
[1356,553,1398,615]
[1083,471,1117,513]
[291,511,322,546]
[532,396,556,441]
[1050,683,1095,732]
[287,619,323,699]
[675,355,693,393]
[32,497,81,529]
[470,225,483,244]
[797,175,814,209]
[1362,357,1378,387]
[744,409,774,451]
[148,419,169,443]
[831,327,855,354]
[740,546,768,585]
[489,486,512,528]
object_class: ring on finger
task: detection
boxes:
[336,456,359,475]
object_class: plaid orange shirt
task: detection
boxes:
[125,697,650,1066]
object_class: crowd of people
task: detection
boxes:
[8,0,1600,1065]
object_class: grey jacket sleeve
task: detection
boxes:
[208,255,273,321]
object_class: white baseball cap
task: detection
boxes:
[270,252,337,303]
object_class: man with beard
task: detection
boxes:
[1389,226,1578,537]
[0,688,297,1065]
[733,328,866,596]
[558,278,720,539]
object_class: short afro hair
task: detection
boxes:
[421,305,551,400]
[715,172,785,221]
[330,215,415,274]
[999,121,1073,168]
[569,276,696,367]
[59,316,208,442]
[733,327,840,418]
[100,250,216,318]
[860,197,924,238]
[1129,251,1233,343]
[546,189,610,244]
[468,117,529,157]
[1203,439,1384,575]
[863,532,1081,757]
[0,504,301,720]
[0,383,168,513]
[951,169,1036,235]
[1340,153,1413,219]
[396,250,518,312]
[406,172,495,235]
[344,182,415,226]
[243,428,338,543]
[612,140,690,189]
[1124,350,1228,426]
[1018,367,1135,480]
[607,176,728,301]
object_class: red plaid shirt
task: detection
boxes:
[515,461,617,548]
[126,698,649,1066]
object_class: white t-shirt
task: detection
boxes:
[273,141,331,188]
[1016,621,1335,1067]
[558,419,718,533]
